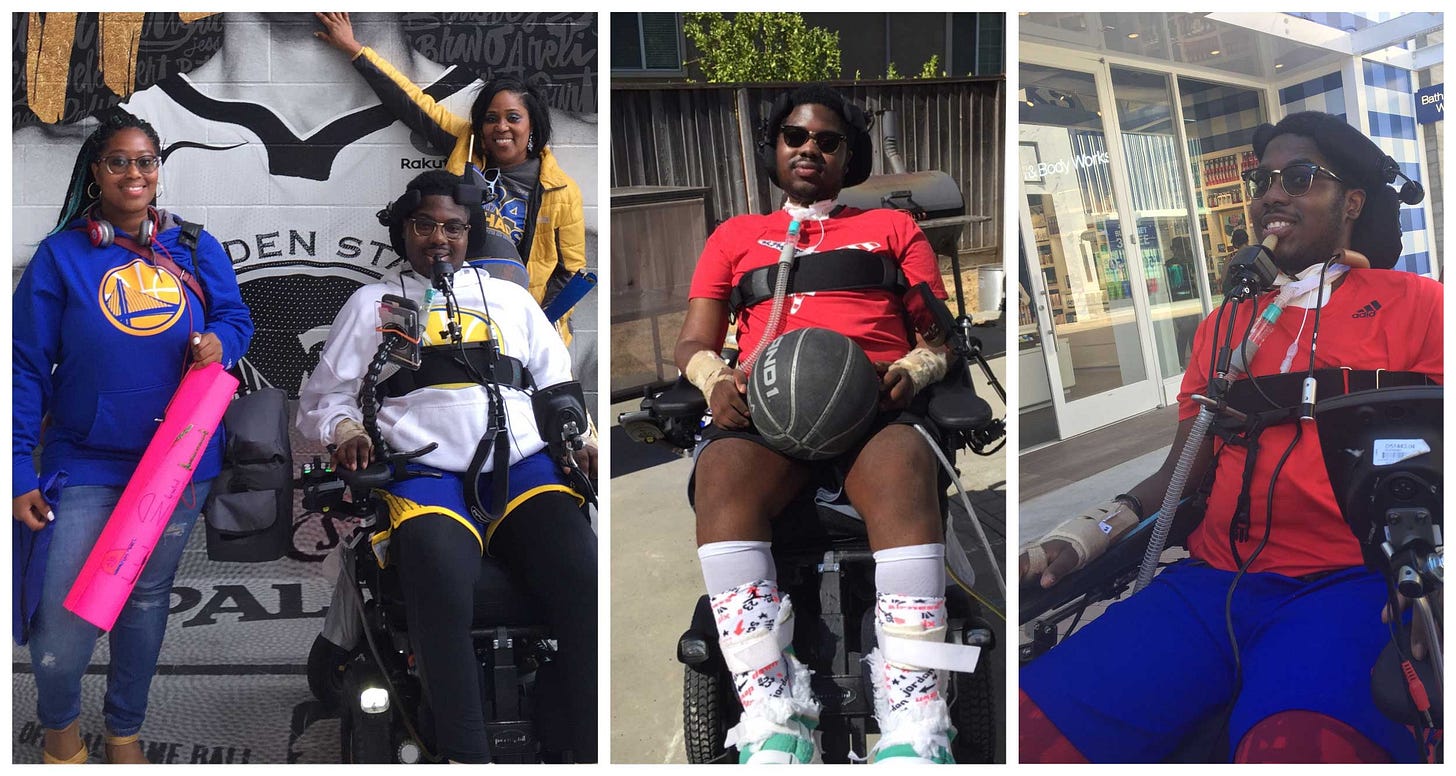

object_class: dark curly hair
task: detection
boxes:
[468,76,553,164]
[51,110,163,234]
[1251,111,1420,269]
[377,170,487,261]
[758,84,874,189]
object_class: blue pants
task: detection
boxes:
[27,481,210,735]
[1020,560,1418,763]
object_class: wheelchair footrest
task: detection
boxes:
[811,673,873,718]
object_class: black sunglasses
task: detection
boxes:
[779,124,847,154]
[1242,162,1343,200]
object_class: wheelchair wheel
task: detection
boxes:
[340,661,396,764]
[949,658,996,763]
[683,665,739,764]
[306,634,354,709]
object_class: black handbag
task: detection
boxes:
[203,384,294,562]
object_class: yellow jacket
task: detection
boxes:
[353,46,587,343]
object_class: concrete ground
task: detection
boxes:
[609,353,1008,764]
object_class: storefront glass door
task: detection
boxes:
[1108,66,1208,394]
[1019,62,1160,438]
[1178,77,1269,308]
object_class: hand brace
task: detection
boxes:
[686,349,735,403]
[1020,498,1140,582]
[889,347,948,395]
[332,417,371,449]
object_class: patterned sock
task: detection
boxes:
[711,579,789,709]
[876,593,946,717]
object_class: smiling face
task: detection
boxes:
[476,90,531,168]
[1250,133,1365,274]
[775,103,851,205]
[404,195,471,278]
[89,127,160,224]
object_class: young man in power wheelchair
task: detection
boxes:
[647,84,1000,765]
[296,170,598,764]
[1017,112,1442,764]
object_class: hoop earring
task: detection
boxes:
[87,181,101,199]
[527,133,535,153]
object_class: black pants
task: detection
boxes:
[394,491,598,763]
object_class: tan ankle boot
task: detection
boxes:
[42,720,88,764]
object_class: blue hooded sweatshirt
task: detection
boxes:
[12,211,253,643]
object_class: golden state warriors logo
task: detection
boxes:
[421,304,503,348]
[97,259,187,335]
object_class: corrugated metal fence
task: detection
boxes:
[610,78,1005,255]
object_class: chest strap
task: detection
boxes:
[728,248,907,315]
[380,342,533,398]
[1217,368,1434,433]
[1210,368,1434,556]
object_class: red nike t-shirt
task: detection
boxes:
[1179,269,1443,577]
[689,207,945,364]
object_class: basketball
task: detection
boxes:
[747,327,880,461]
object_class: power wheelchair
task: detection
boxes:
[619,314,1007,764]
[1019,384,1443,763]
[299,452,579,764]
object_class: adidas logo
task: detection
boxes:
[1351,300,1382,319]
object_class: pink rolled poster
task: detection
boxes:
[63,362,238,631]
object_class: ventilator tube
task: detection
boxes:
[738,219,800,372]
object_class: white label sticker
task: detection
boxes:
[1373,439,1431,466]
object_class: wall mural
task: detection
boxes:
[13,11,598,397]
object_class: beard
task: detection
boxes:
[1272,195,1348,275]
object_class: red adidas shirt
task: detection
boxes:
[1179,269,1443,577]
[688,207,945,364]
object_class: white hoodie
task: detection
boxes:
[297,267,573,473]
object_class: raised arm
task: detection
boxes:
[314,12,472,168]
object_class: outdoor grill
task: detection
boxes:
[837,109,978,258]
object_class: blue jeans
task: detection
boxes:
[28,481,211,736]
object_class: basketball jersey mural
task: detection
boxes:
[13,11,598,398]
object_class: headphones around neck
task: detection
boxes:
[86,205,159,248]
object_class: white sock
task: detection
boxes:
[698,540,775,593]
[873,543,945,598]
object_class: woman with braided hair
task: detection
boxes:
[13,111,253,763]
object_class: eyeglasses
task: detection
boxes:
[97,155,161,175]
[408,216,471,241]
[779,125,847,154]
[1242,162,1343,200]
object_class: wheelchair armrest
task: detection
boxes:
[926,357,993,432]
[651,376,708,418]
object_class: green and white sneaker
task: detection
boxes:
[869,719,955,764]
[728,709,821,764]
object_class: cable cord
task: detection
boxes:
[1210,256,1336,760]
[912,423,1005,601]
